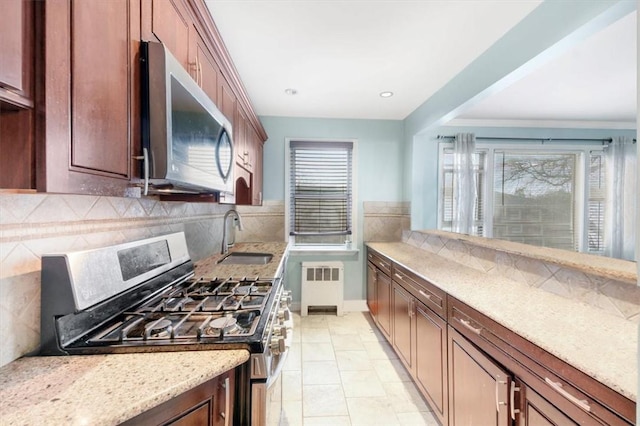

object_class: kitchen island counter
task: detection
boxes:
[0,349,249,426]
[368,241,637,402]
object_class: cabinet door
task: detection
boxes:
[251,132,263,205]
[392,282,413,371]
[448,326,511,426]
[219,77,236,126]
[213,371,234,426]
[366,262,378,318]
[192,26,220,104]
[375,271,392,341]
[145,0,191,70]
[40,0,139,195]
[521,385,578,426]
[415,301,448,425]
[0,0,33,107]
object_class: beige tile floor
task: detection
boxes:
[279,311,439,426]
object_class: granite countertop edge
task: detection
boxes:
[0,350,250,426]
[367,241,637,402]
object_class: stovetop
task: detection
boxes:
[64,276,281,354]
[39,233,289,356]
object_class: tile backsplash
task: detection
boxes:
[403,230,640,322]
[0,196,409,367]
[0,193,232,367]
[363,201,411,242]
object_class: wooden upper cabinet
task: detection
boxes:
[192,28,220,105]
[39,0,139,194]
[144,0,191,70]
[219,76,236,126]
[0,0,33,108]
[251,131,263,205]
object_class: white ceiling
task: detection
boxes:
[205,1,636,124]
[456,10,637,125]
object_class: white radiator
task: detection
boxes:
[300,261,344,316]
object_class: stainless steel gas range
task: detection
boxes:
[39,232,292,426]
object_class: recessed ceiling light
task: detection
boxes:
[379,91,394,98]
[285,88,298,95]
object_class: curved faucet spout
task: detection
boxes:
[221,209,244,254]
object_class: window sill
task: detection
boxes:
[289,246,360,256]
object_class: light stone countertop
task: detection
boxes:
[367,242,638,402]
[422,229,637,285]
[0,350,249,426]
[0,242,290,426]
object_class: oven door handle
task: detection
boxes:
[266,334,291,389]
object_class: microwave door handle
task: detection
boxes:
[133,148,149,196]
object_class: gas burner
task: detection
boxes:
[209,316,237,329]
[200,315,242,337]
[148,319,172,338]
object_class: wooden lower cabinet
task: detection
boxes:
[448,326,511,426]
[414,301,448,425]
[521,384,578,426]
[121,368,235,426]
[366,262,378,318]
[375,270,392,341]
[365,246,635,426]
[392,282,413,369]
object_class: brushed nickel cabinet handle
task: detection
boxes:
[510,382,520,420]
[458,317,482,335]
[394,273,403,281]
[418,289,432,300]
[221,376,231,426]
[495,378,507,412]
[545,377,591,412]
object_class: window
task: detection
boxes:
[440,148,486,236]
[287,140,355,248]
[438,142,606,253]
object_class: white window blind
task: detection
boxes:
[493,151,577,251]
[289,141,353,245]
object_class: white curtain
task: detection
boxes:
[604,136,637,260]
[452,133,477,234]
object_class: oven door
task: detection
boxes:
[251,349,287,426]
[251,308,292,426]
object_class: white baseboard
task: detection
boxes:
[290,300,369,313]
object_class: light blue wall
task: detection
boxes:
[259,116,405,302]
[403,0,636,200]
[256,1,638,304]
[412,126,637,230]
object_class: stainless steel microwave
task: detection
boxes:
[140,41,234,195]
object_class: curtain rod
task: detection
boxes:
[436,135,636,143]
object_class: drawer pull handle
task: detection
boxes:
[418,289,432,300]
[458,318,482,335]
[394,273,403,281]
[544,378,591,412]
[378,262,388,269]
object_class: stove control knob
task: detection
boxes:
[277,308,291,322]
[280,291,292,307]
[273,325,287,339]
[270,336,286,354]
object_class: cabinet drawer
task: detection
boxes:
[448,297,634,426]
[367,249,392,276]
[392,264,446,319]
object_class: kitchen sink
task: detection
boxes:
[217,252,273,265]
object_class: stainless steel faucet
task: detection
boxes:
[221,209,244,254]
